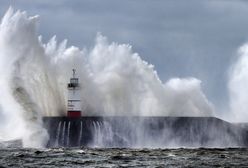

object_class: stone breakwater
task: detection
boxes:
[43,117,248,148]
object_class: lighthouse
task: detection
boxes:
[67,69,81,117]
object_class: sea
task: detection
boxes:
[0,147,248,167]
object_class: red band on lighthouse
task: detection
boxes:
[67,111,81,117]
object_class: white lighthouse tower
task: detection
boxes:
[67,69,81,117]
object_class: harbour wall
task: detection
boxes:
[42,117,248,148]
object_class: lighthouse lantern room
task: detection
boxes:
[67,69,81,117]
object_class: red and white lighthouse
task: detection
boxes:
[67,69,81,117]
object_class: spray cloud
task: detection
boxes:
[228,44,248,122]
[0,8,215,147]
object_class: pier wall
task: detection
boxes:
[42,117,248,148]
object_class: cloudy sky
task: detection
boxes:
[1,0,248,109]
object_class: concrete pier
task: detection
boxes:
[43,117,248,148]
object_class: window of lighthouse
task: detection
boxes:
[70,78,78,84]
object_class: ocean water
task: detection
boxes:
[0,147,247,167]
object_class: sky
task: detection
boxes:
[1,0,248,110]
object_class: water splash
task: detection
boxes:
[66,121,71,147]
[228,44,248,122]
[55,121,61,147]
[92,121,101,147]
[61,121,66,146]
[0,8,215,147]
[78,121,83,146]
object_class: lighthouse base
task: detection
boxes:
[67,111,81,117]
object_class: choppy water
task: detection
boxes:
[0,148,247,167]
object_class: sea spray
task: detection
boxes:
[0,7,50,147]
[87,35,214,116]
[11,69,49,147]
[229,44,248,122]
[0,7,215,147]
